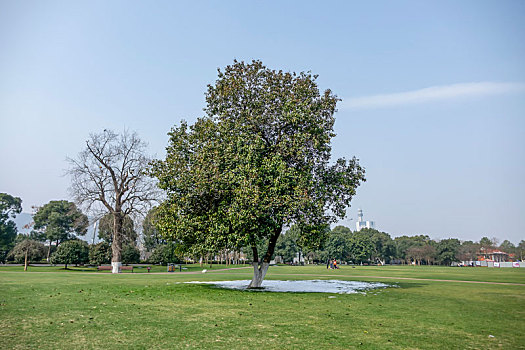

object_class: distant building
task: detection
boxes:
[477,248,512,262]
[355,209,375,231]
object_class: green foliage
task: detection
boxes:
[33,200,88,245]
[89,241,111,265]
[152,60,365,269]
[456,240,480,261]
[321,225,351,262]
[436,238,460,266]
[274,226,302,263]
[394,235,433,263]
[0,193,22,262]
[368,229,396,264]
[97,213,137,245]
[51,239,89,268]
[7,239,45,263]
[517,240,525,261]
[499,240,515,254]
[142,207,164,251]
[148,242,182,265]
[346,229,374,264]
[121,244,140,264]
[479,236,494,249]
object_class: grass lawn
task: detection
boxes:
[1,265,524,349]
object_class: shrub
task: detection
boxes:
[51,240,89,269]
[122,244,140,264]
[89,241,111,265]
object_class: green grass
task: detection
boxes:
[1,265,524,349]
[0,263,216,273]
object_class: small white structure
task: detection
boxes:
[355,209,375,231]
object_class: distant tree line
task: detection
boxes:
[0,195,144,268]
[273,225,525,266]
[2,192,524,269]
[2,192,525,268]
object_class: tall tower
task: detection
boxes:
[356,208,375,231]
[356,208,364,231]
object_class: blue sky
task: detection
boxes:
[1,1,524,243]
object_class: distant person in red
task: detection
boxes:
[333,259,338,269]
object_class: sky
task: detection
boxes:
[1,0,524,244]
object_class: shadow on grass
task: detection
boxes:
[392,282,426,289]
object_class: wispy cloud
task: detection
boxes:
[341,82,525,110]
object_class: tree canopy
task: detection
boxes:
[0,193,22,262]
[152,60,365,287]
[89,241,112,266]
[51,239,89,269]
[7,239,45,267]
[33,200,88,246]
[142,207,164,251]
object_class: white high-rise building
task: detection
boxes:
[355,208,375,231]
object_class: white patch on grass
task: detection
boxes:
[185,279,391,294]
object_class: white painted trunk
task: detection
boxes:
[248,262,269,288]
[112,261,122,274]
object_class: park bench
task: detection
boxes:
[97,265,134,273]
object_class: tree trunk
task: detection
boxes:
[248,225,282,288]
[248,262,269,288]
[24,249,28,271]
[47,239,52,262]
[111,212,123,273]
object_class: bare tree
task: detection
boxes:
[67,130,159,273]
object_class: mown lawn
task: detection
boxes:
[1,265,524,349]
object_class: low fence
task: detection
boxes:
[457,261,525,268]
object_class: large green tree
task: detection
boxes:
[33,200,89,261]
[360,228,395,265]
[0,193,22,262]
[347,229,374,264]
[436,238,460,266]
[142,207,164,251]
[321,226,351,262]
[152,60,365,287]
